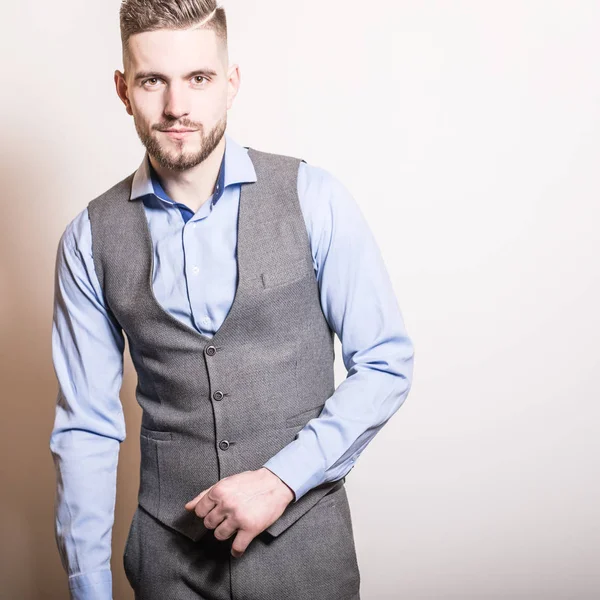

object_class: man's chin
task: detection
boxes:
[151,139,188,157]
[151,150,203,172]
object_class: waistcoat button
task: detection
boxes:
[205,345,216,356]
[219,440,230,450]
[213,390,224,401]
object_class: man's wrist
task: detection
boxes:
[260,467,295,503]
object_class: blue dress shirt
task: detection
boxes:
[50,133,414,599]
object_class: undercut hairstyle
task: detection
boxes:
[119,0,228,68]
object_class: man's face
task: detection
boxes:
[116,27,238,171]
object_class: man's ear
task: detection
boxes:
[226,63,241,111]
[114,70,133,116]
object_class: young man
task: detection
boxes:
[50,1,414,599]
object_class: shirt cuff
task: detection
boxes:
[262,438,325,502]
[68,569,112,600]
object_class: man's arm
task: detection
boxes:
[263,162,415,501]
[50,209,126,600]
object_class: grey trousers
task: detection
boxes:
[123,484,361,600]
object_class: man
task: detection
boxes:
[50,1,414,599]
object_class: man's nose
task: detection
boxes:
[163,83,191,119]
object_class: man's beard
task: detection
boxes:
[134,113,227,172]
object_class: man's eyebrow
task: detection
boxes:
[134,69,218,81]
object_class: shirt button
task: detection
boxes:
[192,266,200,275]
[219,440,230,450]
[213,390,224,401]
[205,345,216,356]
[192,223,197,229]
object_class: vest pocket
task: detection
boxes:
[138,428,171,520]
[261,258,311,289]
[140,426,172,441]
[138,430,213,542]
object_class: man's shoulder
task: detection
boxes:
[87,171,136,211]
[58,170,136,256]
[245,146,348,198]
[245,145,306,175]
[296,159,355,210]
[246,144,303,162]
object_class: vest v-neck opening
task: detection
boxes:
[134,172,251,348]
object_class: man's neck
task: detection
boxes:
[149,136,226,214]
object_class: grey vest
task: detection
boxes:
[87,147,345,542]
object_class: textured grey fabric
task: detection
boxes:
[124,485,360,600]
[87,147,360,599]
[124,486,360,600]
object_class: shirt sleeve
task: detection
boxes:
[49,208,126,599]
[262,162,415,502]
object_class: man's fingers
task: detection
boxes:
[184,486,212,511]
[231,528,256,558]
[213,517,238,541]
[202,504,228,529]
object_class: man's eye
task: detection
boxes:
[141,76,207,87]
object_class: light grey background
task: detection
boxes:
[1,1,598,598]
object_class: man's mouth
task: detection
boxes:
[161,128,197,139]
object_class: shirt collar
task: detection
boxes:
[129,132,257,203]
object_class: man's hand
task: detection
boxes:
[184,467,295,558]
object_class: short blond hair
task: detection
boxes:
[120,0,228,66]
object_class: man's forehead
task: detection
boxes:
[127,27,222,70]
